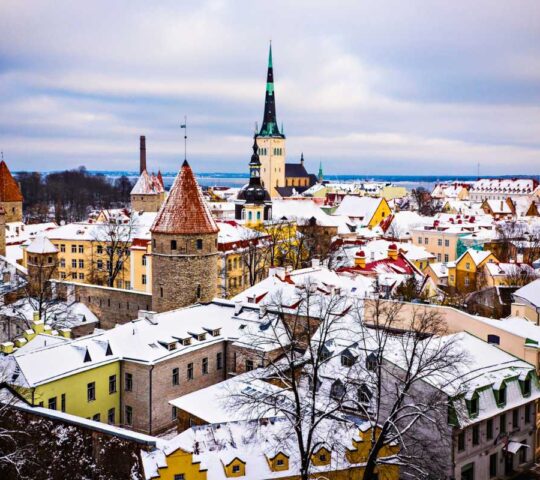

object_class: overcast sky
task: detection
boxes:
[1,0,539,175]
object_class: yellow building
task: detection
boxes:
[142,419,400,480]
[333,196,392,229]
[447,248,498,293]
[7,334,121,424]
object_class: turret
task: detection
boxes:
[151,160,218,312]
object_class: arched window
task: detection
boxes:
[248,211,252,220]
[257,211,261,220]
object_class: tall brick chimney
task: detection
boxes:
[140,135,147,174]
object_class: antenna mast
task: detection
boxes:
[180,116,187,161]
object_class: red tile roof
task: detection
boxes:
[0,161,23,202]
[151,160,218,235]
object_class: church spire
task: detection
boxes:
[318,161,324,183]
[259,43,283,138]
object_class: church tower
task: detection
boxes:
[235,137,272,227]
[256,44,286,198]
[150,160,218,313]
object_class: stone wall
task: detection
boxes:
[131,193,164,213]
[123,341,227,435]
[151,232,218,312]
[1,201,22,223]
[53,280,152,330]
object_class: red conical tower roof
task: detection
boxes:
[0,161,23,202]
[151,160,218,235]
[157,170,164,187]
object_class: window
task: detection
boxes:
[202,357,208,374]
[232,465,240,473]
[109,375,117,394]
[196,239,203,250]
[174,475,185,480]
[125,373,133,391]
[93,413,100,422]
[445,239,450,247]
[465,262,470,270]
[60,272,66,279]
[487,334,500,345]
[97,259,103,269]
[171,406,177,420]
[424,237,428,244]
[71,245,77,253]
[171,240,177,250]
[496,384,507,406]
[78,259,84,268]
[71,259,77,268]
[276,458,284,466]
[187,363,194,380]
[125,406,133,426]
[108,408,115,424]
[172,368,179,385]
[60,259,66,268]
[142,255,147,266]
[366,353,377,371]
[465,277,470,287]
[418,237,422,244]
[437,253,442,262]
[216,352,223,370]
[522,377,532,397]
[489,452,497,477]
[500,413,506,433]
[457,431,465,451]
[78,245,84,253]
[245,359,254,372]
[142,274,147,285]
[87,382,96,402]
[330,380,345,401]
[472,425,479,446]
[341,354,354,367]
[438,239,442,246]
[60,244,66,252]
[78,272,84,280]
[513,408,519,429]
[469,396,479,416]
[525,403,531,424]
[444,254,449,263]
[160,287,163,297]
[486,419,493,440]
[196,284,201,298]
[358,384,372,405]
[97,245,103,254]
[48,397,57,410]
[61,393,66,412]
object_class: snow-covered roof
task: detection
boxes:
[5,222,57,246]
[332,196,384,225]
[456,248,493,266]
[471,178,536,195]
[130,170,164,195]
[484,262,536,278]
[2,300,291,387]
[26,236,58,254]
[513,279,540,307]
[142,417,387,480]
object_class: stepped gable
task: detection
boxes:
[151,160,218,235]
[0,161,23,202]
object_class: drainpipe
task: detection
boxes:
[149,365,154,434]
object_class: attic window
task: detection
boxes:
[211,328,221,337]
[487,334,500,345]
[494,383,507,406]
[520,375,532,397]
[167,343,176,351]
[366,352,377,371]
[83,348,92,363]
[341,353,355,367]
[105,343,113,356]
[182,338,192,346]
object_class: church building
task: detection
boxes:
[255,45,317,198]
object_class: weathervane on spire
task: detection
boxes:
[180,116,187,161]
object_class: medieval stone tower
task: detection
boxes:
[0,159,23,223]
[256,44,286,198]
[26,236,59,296]
[150,160,219,312]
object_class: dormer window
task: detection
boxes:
[341,353,355,367]
[520,374,532,397]
[182,338,191,346]
[494,383,507,406]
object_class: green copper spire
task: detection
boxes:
[259,42,284,138]
[318,161,324,183]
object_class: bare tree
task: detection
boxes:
[90,214,137,288]
[228,284,465,480]
[411,188,441,216]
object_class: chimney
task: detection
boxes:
[140,135,147,174]
[354,250,366,269]
[388,244,398,261]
